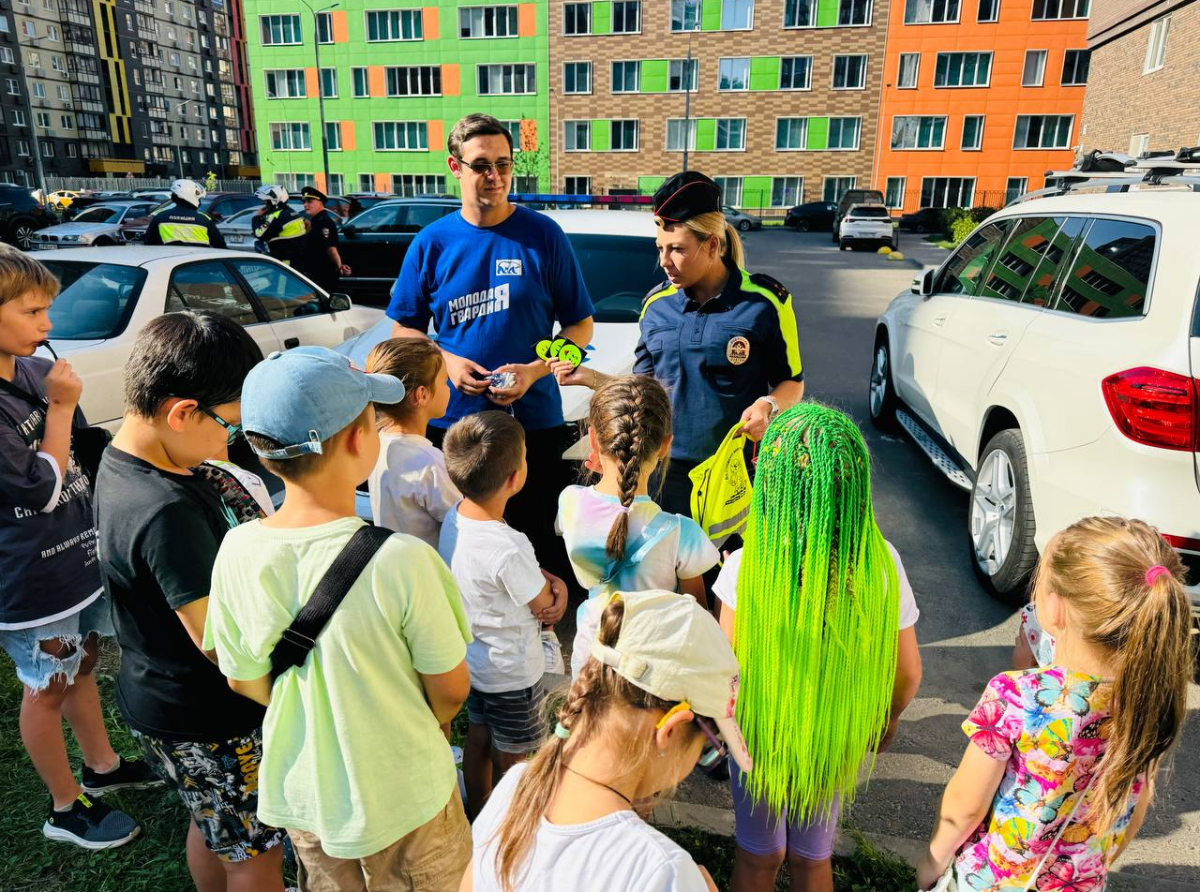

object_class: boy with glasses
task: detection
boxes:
[387,112,594,583]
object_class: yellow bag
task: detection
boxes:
[689,424,753,543]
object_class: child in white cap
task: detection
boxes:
[464,589,752,892]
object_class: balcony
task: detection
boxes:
[79,125,109,140]
[142,79,164,94]
[67,68,101,86]
[146,105,166,119]
[140,52,163,69]
[65,40,95,56]
[133,0,153,13]
[150,131,172,146]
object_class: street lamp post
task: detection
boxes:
[301,0,338,193]
[17,36,51,201]
[681,0,697,173]
[175,99,200,179]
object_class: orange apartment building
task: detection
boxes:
[873,0,1091,214]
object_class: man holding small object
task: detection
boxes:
[386,113,594,577]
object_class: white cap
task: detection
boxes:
[591,590,753,774]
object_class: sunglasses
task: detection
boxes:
[456,157,514,177]
[657,702,729,769]
[201,406,243,445]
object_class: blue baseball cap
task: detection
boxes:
[242,346,405,460]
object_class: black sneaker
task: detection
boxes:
[43,794,141,850]
[81,757,164,796]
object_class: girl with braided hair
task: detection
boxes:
[463,589,754,892]
[712,402,923,892]
[557,375,718,677]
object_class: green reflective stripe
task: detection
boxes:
[740,269,803,376]
[158,222,210,244]
[639,284,678,321]
[276,217,306,240]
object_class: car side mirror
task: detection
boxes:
[326,293,352,312]
[342,225,357,237]
[911,267,936,297]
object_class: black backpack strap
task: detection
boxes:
[0,375,49,409]
[269,524,394,681]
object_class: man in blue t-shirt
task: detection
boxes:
[387,113,594,576]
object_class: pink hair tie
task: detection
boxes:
[1145,565,1170,586]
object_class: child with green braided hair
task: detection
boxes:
[712,402,923,892]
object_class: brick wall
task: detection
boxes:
[1082,0,1200,153]
[547,0,889,207]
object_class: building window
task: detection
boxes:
[373,121,428,151]
[669,59,698,91]
[1031,0,1088,19]
[1022,50,1047,86]
[270,122,311,150]
[897,53,920,88]
[366,10,423,42]
[359,174,375,192]
[934,52,991,87]
[714,176,743,205]
[839,0,872,25]
[564,2,591,35]
[35,112,50,128]
[885,177,906,208]
[1004,177,1027,203]
[716,118,747,150]
[612,61,640,93]
[670,0,701,30]
[260,14,302,45]
[772,176,802,207]
[60,115,72,129]
[776,117,808,150]
[564,61,591,94]
[1129,132,1150,157]
[977,0,999,20]
[458,6,518,38]
[823,176,856,202]
[1014,115,1073,149]
[316,12,333,42]
[394,174,446,196]
[564,176,591,194]
[962,115,984,150]
[1144,18,1169,72]
[780,56,812,90]
[921,176,975,207]
[325,121,341,151]
[353,67,369,97]
[0,48,10,64]
[41,142,54,157]
[611,119,638,150]
[6,79,20,97]
[666,118,697,151]
[829,117,861,149]
[784,0,816,26]
[387,66,441,96]
[477,64,536,95]
[721,0,754,29]
[500,120,523,152]
[832,55,867,89]
[891,115,946,149]
[67,143,77,158]
[612,1,641,32]
[15,139,30,156]
[564,120,590,151]
[327,173,345,193]
[904,0,959,23]
[32,83,45,99]
[1062,49,1089,85]
[320,68,337,98]
[718,58,750,90]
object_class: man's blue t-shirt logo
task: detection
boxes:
[495,259,523,276]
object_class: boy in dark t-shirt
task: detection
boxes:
[0,246,158,850]
[94,310,285,891]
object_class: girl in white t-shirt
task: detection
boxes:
[557,376,719,677]
[464,589,755,892]
[365,337,461,548]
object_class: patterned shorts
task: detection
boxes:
[132,727,285,862]
[466,681,547,755]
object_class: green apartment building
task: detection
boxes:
[248,0,551,194]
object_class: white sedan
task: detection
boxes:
[37,246,383,430]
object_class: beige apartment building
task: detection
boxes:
[547,0,890,210]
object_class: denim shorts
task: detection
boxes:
[730,765,841,860]
[0,592,113,692]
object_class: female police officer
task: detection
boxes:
[553,171,805,517]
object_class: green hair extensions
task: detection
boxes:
[734,402,899,822]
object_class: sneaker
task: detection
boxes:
[81,757,164,796]
[43,794,141,850]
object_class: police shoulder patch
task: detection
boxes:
[643,280,673,303]
[748,272,791,302]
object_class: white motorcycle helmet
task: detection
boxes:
[170,178,206,208]
[255,184,288,207]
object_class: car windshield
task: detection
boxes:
[42,261,147,340]
[70,206,122,224]
[222,206,260,224]
[566,233,661,323]
[848,206,889,218]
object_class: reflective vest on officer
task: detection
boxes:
[144,202,226,249]
[253,206,307,264]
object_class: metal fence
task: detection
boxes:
[44,177,255,193]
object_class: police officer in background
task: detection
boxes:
[298,186,350,292]
[143,179,226,248]
[251,185,306,267]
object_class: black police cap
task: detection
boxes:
[653,172,721,223]
[300,186,327,202]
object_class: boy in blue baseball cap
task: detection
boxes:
[204,346,474,891]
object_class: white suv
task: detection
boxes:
[868,188,1200,619]
[839,203,895,251]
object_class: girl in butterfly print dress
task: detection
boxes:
[916,517,1193,892]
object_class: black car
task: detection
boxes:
[0,184,51,250]
[898,207,944,233]
[336,198,460,305]
[784,201,837,232]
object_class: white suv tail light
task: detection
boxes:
[1101,367,1199,452]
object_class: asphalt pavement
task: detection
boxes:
[661,228,1199,890]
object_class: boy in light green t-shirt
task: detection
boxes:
[204,347,473,891]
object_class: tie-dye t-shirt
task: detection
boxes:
[957,668,1143,892]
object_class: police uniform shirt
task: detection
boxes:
[304,209,340,281]
[634,259,803,463]
[144,203,226,249]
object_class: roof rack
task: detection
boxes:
[1008,148,1200,204]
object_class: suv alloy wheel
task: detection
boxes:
[970,429,1038,596]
